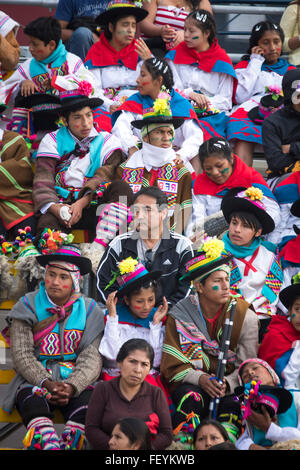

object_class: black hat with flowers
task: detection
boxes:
[59,80,103,116]
[221,186,275,235]
[96,0,148,25]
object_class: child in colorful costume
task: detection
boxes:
[165,9,237,138]
[1,243,105,450]
[85,0,151,116]
[115,88,192,233]
[0,17,92,137]
[235,358,300,450]
[259,272,300,390]
[227,21,296,167]
[99,257,167,382]
[221,186,283,340]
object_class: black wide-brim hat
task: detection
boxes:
[279,282,300,310]
[248,94,284,125]
[131,115,184,130]
[37,245,92,276]
[96,5,148,25]
[235,384,293,418]
[117,270,162,298]
[180,253,233,282]
[59,96,104,116]
[14,92,62,131]
[221,192,275,235]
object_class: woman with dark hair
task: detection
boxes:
[193,419,230,450]
[226,21,297,167]
[84,0,152,115]
[185,137,280,241]
[165,10,237,138]
[99,257,167,381]
[139,0,213,57]
[85,338,173,450]
[280,0,300,66]
[109,417,152,450]
[111,56,215,171]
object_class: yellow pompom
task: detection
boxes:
[202,238,224,260]
[153,98,170,114]
[245,186,263,201]
[118,257,138,275]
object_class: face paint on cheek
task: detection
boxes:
[221,167,230,175]
[291,313,296,319]
[212,285,219,291]
[132,304,143,311]
[192,36,199,40]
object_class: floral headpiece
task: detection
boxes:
[265,85,283,101]
[104,256,161,296]
[0,226,36,259]
[244,186,263,201]
[38,229,74,255]
[236,186,266,211]
[143,86,172,119]
[105,256,140,290]
[183,236,230,279]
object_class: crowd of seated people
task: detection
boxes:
[1,0,300,452]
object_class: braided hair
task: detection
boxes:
[143,57,174,91]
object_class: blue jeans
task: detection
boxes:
[65,26,95,61]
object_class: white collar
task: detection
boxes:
[125,141,176,171]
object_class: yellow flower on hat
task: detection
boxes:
[118,257,138,275]
[245,186,263,201]
[153,98,170,115]
[202,238,224,260]
[292,272,300,285]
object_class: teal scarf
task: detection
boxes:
[222,231,261,259]
[35,282,87,377]
[54,126,105,199]
[29,40,68,78]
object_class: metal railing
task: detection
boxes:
[3,0,289,63]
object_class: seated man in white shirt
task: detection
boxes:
[33,81,127,242]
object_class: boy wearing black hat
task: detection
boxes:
[0,17,93,136]
[221,186,283,341]
[32,81,127,242]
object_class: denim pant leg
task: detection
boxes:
[66,27,95,61]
